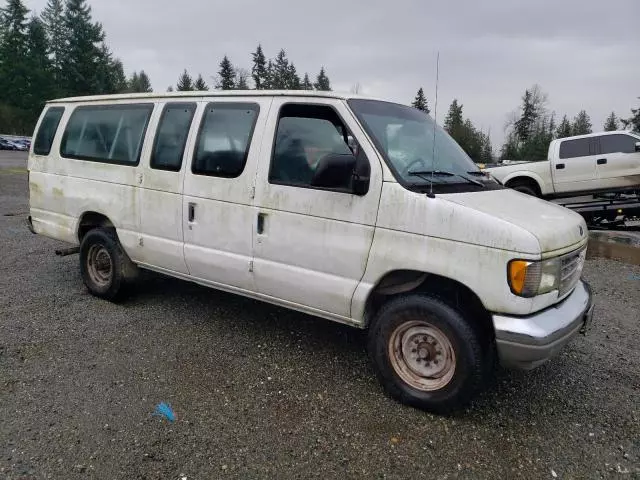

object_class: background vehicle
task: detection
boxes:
[485,131,640,197]
[0,138,17,150]
[8,140,28,151]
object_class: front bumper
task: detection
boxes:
[493,279,594,370]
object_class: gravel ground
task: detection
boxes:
[1,152,639,479]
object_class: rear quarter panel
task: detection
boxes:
[28,100,157,254]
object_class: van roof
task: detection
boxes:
[48,90,383,104]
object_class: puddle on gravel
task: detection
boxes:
[587,232,640,265]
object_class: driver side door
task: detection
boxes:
[252,97,383,320]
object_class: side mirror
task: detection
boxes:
[635,141,640,152]
[311,153,368,195]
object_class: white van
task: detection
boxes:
[27,91,594,413]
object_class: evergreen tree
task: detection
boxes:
[287,62,300,89]
[443,99,464,136]
[24,15,55,114]
[301,73,313,90]
[109,59,128,93]
[251,44,268,90]
[621,100,640,132]
[314,67,331,91]
[194,74,208,91]
[572,110,592,135]
[176,69,194,91]
[63,0,106,95]
[501,132,520,160]
[217,55,235,90]
[167,85,174,92]
[93,44,119,94]
[459,118,482,161]
[128,70,152,92]
[41,0,66,96]
[137,70,152,92]
[556,114,572,138]
[0,0,30,109]
[520,116,554,161]
[265,60,274,90]
[514,89,538,143]
[411,87,430,113]
[480,133,493,164]
[603,112,619,131]
[271,49,289,89]
[128,71,139,92]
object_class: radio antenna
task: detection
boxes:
[428,51,440,199]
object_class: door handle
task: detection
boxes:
[556,163,565,170]
[188,202,196,222]
[257,213,266,234]
[597,158,607,165]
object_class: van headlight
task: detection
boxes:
[508,258,561,297]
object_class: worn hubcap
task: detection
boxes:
[87,244,112,287]
[389,320,456,391]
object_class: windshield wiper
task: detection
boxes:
[405,172,447,188]
[466,170,487,176]
[408,170,485,187]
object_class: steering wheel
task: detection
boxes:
[403,158,427,176]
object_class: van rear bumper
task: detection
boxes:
[493,280,594,370]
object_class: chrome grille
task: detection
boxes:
[559,247,586,297]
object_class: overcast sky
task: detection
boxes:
[28,0,640,148]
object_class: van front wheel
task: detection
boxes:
[368,294,484,414]
[80,228,137,301]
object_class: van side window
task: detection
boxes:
[192,103,259,178]
[33,107,65,155]
[599,134,638,155]
[60,104,153,165]
[151,103,196,171]
[269,104,362,189]
[559,138,591,159]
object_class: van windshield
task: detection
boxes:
[348,99,498,192]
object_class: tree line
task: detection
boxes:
[167,45,331,93]
[0,0,332,134]
[2,0,638,152]
[411,86,640,163]
[0,0,154,133]
[411,87,493,163]
[500,85,639,162]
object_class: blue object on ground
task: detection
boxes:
[153,402,175,422]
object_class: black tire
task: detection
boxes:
[509,180,539,197]
[79,228,138,301]
[368,294,484,414]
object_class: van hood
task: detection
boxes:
[444,189,588,253]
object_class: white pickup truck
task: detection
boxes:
[485,131,640,197]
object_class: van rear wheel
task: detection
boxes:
[80,228,137,301]
[368,294,484,414]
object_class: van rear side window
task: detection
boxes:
[60,104,154,165]
[34,107,65,155]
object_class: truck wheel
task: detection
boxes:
[509,180,539,197]
[79,228,138,301]
[368,294,484,414]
